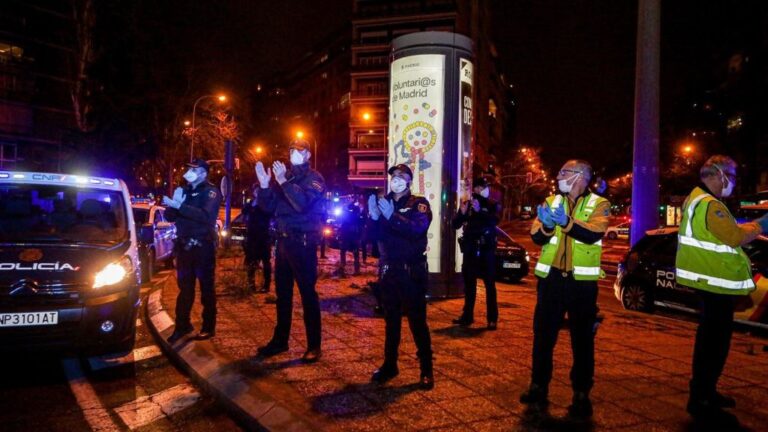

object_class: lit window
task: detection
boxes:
[488,99,498,118]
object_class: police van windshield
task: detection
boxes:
[0,184,128,245]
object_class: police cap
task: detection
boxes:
[187,158,210,172]
[388,164,413,179]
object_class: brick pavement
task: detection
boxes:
[158,248,768,431]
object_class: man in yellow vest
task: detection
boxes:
[676,155,768,419]
[519,159,610,419]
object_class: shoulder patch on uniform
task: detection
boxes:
[418,203,428,213]
[715,209,725,218]
[603,208,610,216]
[311,181,323,192]
[208,190,217,199]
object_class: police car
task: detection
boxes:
[0,171,141,354]
[132,200,177,283]
[605,222,631,240]
[614,227,768,328]
[492,227,530,282]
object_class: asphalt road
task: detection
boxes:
[0,271,242,432]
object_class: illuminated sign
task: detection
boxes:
[389,54,445,271]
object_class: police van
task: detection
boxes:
[0,171,142,354]
[614,227,768,329]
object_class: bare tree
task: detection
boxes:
[71,0,95,133]
[500,147,551,219]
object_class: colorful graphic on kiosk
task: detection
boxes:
[389,54,446,272]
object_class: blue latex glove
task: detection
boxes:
[162,196,181,209]
[756,214,768,234]
[537,204,555,229]
[368,194,381,220]
[552,205,569,227]
[378,198,394,220]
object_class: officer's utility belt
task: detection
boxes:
[277,230,318,244]
[458,234,494,253]
[382,260,427,274]
[177,236,212,251]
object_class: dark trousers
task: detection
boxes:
[381,262,433,373]
[690,290,735,401]
[272,235,321,350]
[461,246,498,323]
[531,271,598,393]
[339,240,360,274]
[245,242,272,291]
[175,240,217,333]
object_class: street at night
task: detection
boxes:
[3,0,768,431]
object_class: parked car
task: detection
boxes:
[489,226,530,283]
[0,171,141,355]
[605,222,631,240]
[614,227,768,328]
[132,203,177,283]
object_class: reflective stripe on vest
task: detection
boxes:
[574,266,600,276]
[679,235,738,254]
[535,262,551,273]
[676,269,754,290]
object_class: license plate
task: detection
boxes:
[0,311,58,328]
[231,235,244,241]
[503,262,521,269]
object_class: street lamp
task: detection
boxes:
[190,93,228,162]
[295,130,318,170]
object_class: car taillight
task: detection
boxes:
[625,252,639,273]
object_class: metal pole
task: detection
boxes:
[630,0,660,246]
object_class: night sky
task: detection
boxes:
[121,1,766,177]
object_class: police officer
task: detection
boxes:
[336,202,364,277]
[163,159,222,343]
[254,139,326,363]
[242,184,273,293]
[519,159,610,419]
[676,155,768,420]
[368,164,434,390]
[452,177,500,329]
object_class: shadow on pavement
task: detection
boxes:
[433,324,488,338]
[311,382,418,418]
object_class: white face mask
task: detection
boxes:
[183,169,198,184]
[479,187,490,198]
[558,173,581,194]
[719,169,734,198]
[390,177,407,194]
[290,149,305,166]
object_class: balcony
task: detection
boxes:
[350,88,388,101]
[348,149,388,188]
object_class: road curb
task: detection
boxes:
[144,283,321,432]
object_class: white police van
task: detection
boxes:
[0,171,142,355]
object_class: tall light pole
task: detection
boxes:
[630,0,660,246]
[190,94,227,162]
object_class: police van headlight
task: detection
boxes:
[93,256,133,289]
[220,229,229,238]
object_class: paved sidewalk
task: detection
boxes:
[150,249,768,431]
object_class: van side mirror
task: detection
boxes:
[139,223,155,244]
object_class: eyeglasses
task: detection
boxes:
[558,169,583,176]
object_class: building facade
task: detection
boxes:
[0,0,78,171]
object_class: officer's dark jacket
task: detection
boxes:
[242,201,272,246]
[258,163,325,234]
[165,181,221,240]
[376,191,432,264]
[452,194,500,241]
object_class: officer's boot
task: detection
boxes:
[567,391,593,419]
[519,383,549,407]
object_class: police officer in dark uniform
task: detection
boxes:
[242,184,273,293]
[254,139,326,363]
[336,202,364,277]
[452,177,500,329]
[368,164,435,390]
[163,159,222,343]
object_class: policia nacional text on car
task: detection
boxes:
[254,138,326,364]
[163,159,223,343]
[519,159,610,419]
[452,177,501,330]
[368,164,435,390]
[675,155,768,421]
